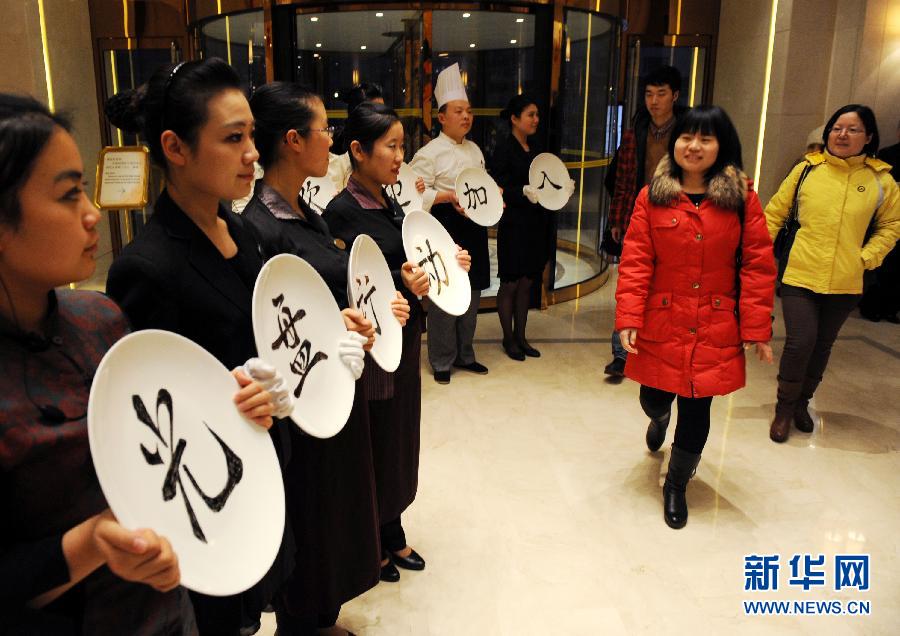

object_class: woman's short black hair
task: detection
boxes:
[105,57,241,168]
[249,81,320,169]
[340,82,383,115]
[344,102,401,168]
[667,105,743,183]
[0,93,71,229]
[500,94,538,126]
[823,104,880,156]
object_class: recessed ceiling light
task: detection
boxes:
[313,53,319,58]
[510,39,517,44]
[516,18,524,23]
[310,16,318,22]
[334,92,339,98]
[438,52,449,57]
[376,12,383,17]
[462,12,471,18]
[315,42,322,48]
[360,45,367,50]
[469,43,476,48]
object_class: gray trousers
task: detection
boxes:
[427,288,481,372]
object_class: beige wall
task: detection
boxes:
[715,0,900,203]
[0,0,112,285]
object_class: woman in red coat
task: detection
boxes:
[615,106,776,529]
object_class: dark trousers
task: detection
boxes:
[380,515,407,554]
[639,385,713,455]
[274,607,340,635]
[777,284,859,410]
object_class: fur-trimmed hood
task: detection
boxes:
[648,154,749,212]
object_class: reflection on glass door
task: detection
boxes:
[625,40,708,124]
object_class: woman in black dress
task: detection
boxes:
[491,95,552,360]
[104,59,296,636]
[246,82,410,635]
[323,103,471,583]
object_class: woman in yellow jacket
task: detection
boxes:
[765,104,900,443]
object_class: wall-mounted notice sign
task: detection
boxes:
[94,146,150,210]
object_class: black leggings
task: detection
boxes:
[639,385,713,455]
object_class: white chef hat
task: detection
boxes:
[435,63,468,109]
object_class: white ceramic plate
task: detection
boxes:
[252,254,355,438]
[385,163,423,216]
[401,210,471,316]
[88,330,285,597]
[454,167,503,227]
[299,174,338,215]
[528,153,573,211]
[347,234,402,372]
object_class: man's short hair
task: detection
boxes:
[642,65,682,94]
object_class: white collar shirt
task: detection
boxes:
[409,132,485,212]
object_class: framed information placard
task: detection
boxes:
[94,146,150,210]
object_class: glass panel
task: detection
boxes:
[295,10,423,159]
[200,10,267,95]
[556,10,615,289]
[431,10,537,158]
[630,44,707,113]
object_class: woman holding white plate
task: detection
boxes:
[247,81,411,636]
[0,94,202,633]
[324,102,471,583]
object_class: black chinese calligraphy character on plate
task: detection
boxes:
[454,167,504,227]
[252,254,355,438]
[347,234,402,372]
[87,330,285,596]
[401,210,471,316]
[528,153,574,211]
[298,175,338,215]
[384,162,423,215]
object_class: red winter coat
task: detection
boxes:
[615,157,776,397]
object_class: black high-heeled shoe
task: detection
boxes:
[519,340,541,358]
[392,548,426,571]
[380,552,400,582]
[503,338,526,361]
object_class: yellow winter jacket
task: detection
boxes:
[765,150,900,294]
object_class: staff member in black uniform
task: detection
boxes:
[105,58,296,636]
[246,81,408,636]
[490,95,552,360]
[323,103,471,583]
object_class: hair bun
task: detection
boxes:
[104,86,145,134]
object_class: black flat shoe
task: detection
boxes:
[380,559,400,582]
[453,361,488,374]
[519,341,541,357]
[503,338,526,361]
[604,357,626,377]
[392,548,426,571]
[434,370,450,384]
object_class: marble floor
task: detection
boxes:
[256,270,900,635]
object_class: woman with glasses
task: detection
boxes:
[245,81,411,636]
[765,104,900,443]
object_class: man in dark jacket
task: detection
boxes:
[605,65,684,377]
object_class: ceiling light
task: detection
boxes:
[469,43,476,48]
[510,39,517,44]
[438,52,449,57]
[376,12,383,17]
[360,45,367,50]
[310,16,318,22]
[313,53,319,58]
[516,18,524,23]
[334,92,339,98]
[462,13,471,18]
[315,42,322,48]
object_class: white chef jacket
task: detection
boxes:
[409,132,485,212]
[327,152,352,192]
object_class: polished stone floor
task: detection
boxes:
[258,270,899,635]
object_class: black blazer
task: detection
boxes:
[106,190,262,371]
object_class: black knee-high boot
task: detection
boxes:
[663,445,701,529]
[794,375,821,433]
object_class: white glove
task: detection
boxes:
[338,331,367,380]
[238,357,294,419]
[523,184,540,204]
[563,179,576,199]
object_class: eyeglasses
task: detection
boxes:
[829,127,866,136]
[307,125,335,138]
